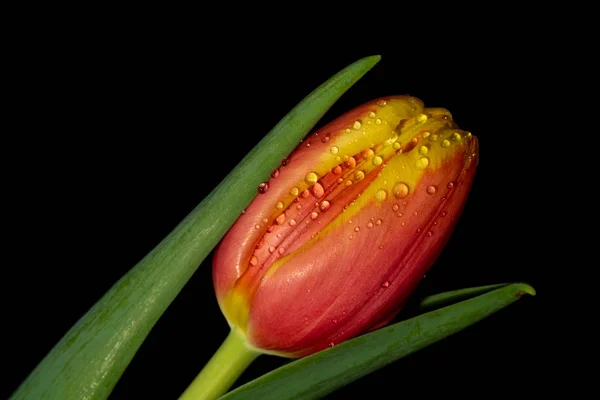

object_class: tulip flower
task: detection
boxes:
[212,95,478,359]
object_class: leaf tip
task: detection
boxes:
[514,283,536,297]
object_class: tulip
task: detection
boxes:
[212,95,478,358]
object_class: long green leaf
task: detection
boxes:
[220,283,536,400]
[11,55,381,400]
[419,283,508,311]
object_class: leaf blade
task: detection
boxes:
[10,56,382,400]
[220,283,536,400]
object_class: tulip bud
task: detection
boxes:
[213,96,478,357]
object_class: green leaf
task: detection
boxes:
[220,283,536,400]
[10,55,381,400]
[419,283,509,311]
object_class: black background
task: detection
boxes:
[4,17,551,400]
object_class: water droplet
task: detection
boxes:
[276,214,286,225]
[354,171,365,181]
[378,244,384,250]
[290,187,299,196]
[258,182,269,194]
[426,231,433,237]
[328,342,335,348]
[440,211,447,217]
[369,111,376,118]
[305,142,311,148]
[413,211,418,216]
[373,156,383,166]
[362,148,374,159]
[310,211,318,220]
[375,118,382,125]
[345,157,356,168]
[447,182,454,189]
[319,200,331,212]
[381,281,390,288]
[416,157,429,170]
[311,182,324,198]
[250,256,258,266]
[397,213,403,218]
[332,165,342,175]
[419,145,429,155]
[271,169,280,178]
[305,172,318,184]
[289,219,297,226]
[332,318,338,323]
[430,134,438,141]
[423,132,430,138]
[392,204,399,211]
[276,201,284,209]
[349,234,354,240]
[296,205,302,210]
[254,224,260,230]
[417,228,422,233]
[353,120,362,130]
[426,185,437,195]
[417,114,428,123]
[321,135,330,143]
[441,139,451,148]
[376,219,382,226]
[393,142,401,150]
[354,226,360,232]
[345,180,353,186]
[277,233,282,238]
[278,247,286,254]
[375,189,387,201]
[300,189,310,199]
[281,158,290,166]
[367,222,374,228]
[263,218,268,223]
[304,315,310,322]
[256,239,264,249]
[393,182,410,198]
[267,225,274,233]
[466,132,472,138]
[377,100,387,106]
[268,246,276,253]
[452,132,461,141]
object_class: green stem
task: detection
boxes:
[179,330,260,400]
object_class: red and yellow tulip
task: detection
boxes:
[213,96,478,358]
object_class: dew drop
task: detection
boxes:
[353,120,362,130]
[250,256,258,266]
[441,139,451,148]
[311,182,324,198]
[332,318,338,323]
[328,342,335,348]
[417,114,428,123]
[319,200,331,212]
[305,172,318,184]
[266,225,274,233]
[263,218,268,223]
[375,118,382,125]
[393,142,401,150]
[397,213,403,217]
[375,219,382,226]
[373,156,383,166]
[377,100,387,106]
[419,145,429,155]
[345,157,357,169]
[369,111,376,118]
[381,281,390,288]
[413,211,418,216]
[447,182,455,189]
[271,169,280,178]
[345,180,353,187]
[430,134,438,141]
[332,165,342,175]
[330,146,339,154]
[281,158,290,166]
[301,189,310,199]
[393,182,410,198]
[426,185,437,195]
[258,182,269,194]
[426,231,433,237]
[268,246,276,253]
[392,204,399,211]
[353,171,365,182]
[378,244,384,250]
[423,132,430,138]
[354,226,360,232]
[321,135,330,143]
[362,148,374,159]
[375,189,387,201]
[349,235,354,240]
[452,132,461,141]
[277,233,282,238]
[278,247,285,254]
[440,211,448,217]
[276,201,284,209]
[289,219,297,226]
[416,157,429,170]
[276,214,286,225]
[290,187,299,196]
[310,211,318,220]
[296,205,302,210]
[367,222,374,228]
[254,224,260,230]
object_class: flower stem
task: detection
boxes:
[179,330,260,400]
